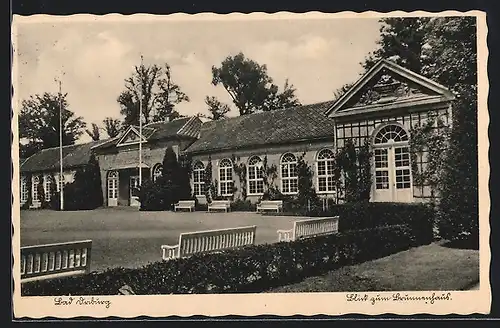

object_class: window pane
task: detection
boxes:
[317,161,326,176]
[375,171,389,189]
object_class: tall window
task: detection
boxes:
[152,164,162,182]
[281,153,298,194]
[55,173,65,192]
[248,156,264,195]
[317,149,336,193]
[193,161,205,197]
[218,158,233,196]
[107,171,118,199]
[20,177,28,204]
[32,176,39,203]
[44,175,52,202]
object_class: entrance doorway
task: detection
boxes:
[129,176,141,207]
[107,171,119,207]
[372,124,413,203]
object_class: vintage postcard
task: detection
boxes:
[11,10,490,318]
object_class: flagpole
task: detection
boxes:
[138,55,143,186]
[56,78,64,211]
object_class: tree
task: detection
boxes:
[333,82,355,102]
[203,96,231,120]
[211,52,301,115]
[362,17,431,73]
[118,63,189,127]
[422,17,478,246]
[85,123,101,141]
[103,117,121,138]
[19,92,86,158]
[363,17,478,244]
[51,154,103,210]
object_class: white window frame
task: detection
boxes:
[247,156,264,196]
[32,175,40,203]
[152,164,162,182]
[20,177,28,204]
[107,171,119,200]
[55,173,66,192]
[218,158,233,197]
[372,123,413,202]
[193,161,205,197]
[43,174,53,202]
[280,153,298,195]
[316,149,336,194]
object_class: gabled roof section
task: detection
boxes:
[325,59,455,117]
[115,126,149,147]
[184,101,336,154]
[92,116,202,151]
[20,140,107,173]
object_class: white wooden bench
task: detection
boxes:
[161,225,256,260]
[277,216,339,242]
[207,200,231,212]
[174,200,196,212]
[20,240,92,283]
[256,200,283,213]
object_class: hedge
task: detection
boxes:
[265,201,435,244]
[22,224,420,296]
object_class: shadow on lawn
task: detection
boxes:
[441,238,479,251]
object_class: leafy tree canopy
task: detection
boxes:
[211,52,301,115]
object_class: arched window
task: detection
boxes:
[152,164,162,182]
[317,149,336,193]
[219,158,234,196]
[372,124,412,201]
[44,175,53,202]
[193,161,205,197]
[248,156,264,195]
[20,177,28,204]
[32,176,40,203]
[374,124,408,144]
[281,153,298,194]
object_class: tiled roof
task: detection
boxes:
[20,140,106,173]
[93,117,202,150]
[185,101,336,154]
[145,116,202,140]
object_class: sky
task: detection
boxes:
[13,15,382,143]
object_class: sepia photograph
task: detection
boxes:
[11,11,490,318]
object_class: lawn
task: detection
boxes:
[20,207,298,272]
[267,242,480,292]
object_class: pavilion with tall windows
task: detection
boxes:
[20,59,455,208]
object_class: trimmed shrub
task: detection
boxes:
[230,199,256,212]
[22,224,416,296]
[263,201,435,245]
[50,155,103,211]
[139,147,194,211]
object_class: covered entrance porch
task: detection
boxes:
[106,164,150,207]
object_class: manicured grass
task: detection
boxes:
[267,243,480,292]
[20,207,298,272]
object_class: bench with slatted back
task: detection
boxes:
[277,217,339,242]
[20,240,92,283]
[174,200,196,212]
[161,225,256,260]
[256,200,283,213]
[207,200,231,212]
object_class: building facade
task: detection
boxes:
[20,59,455,209]
[19,141,105,208]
